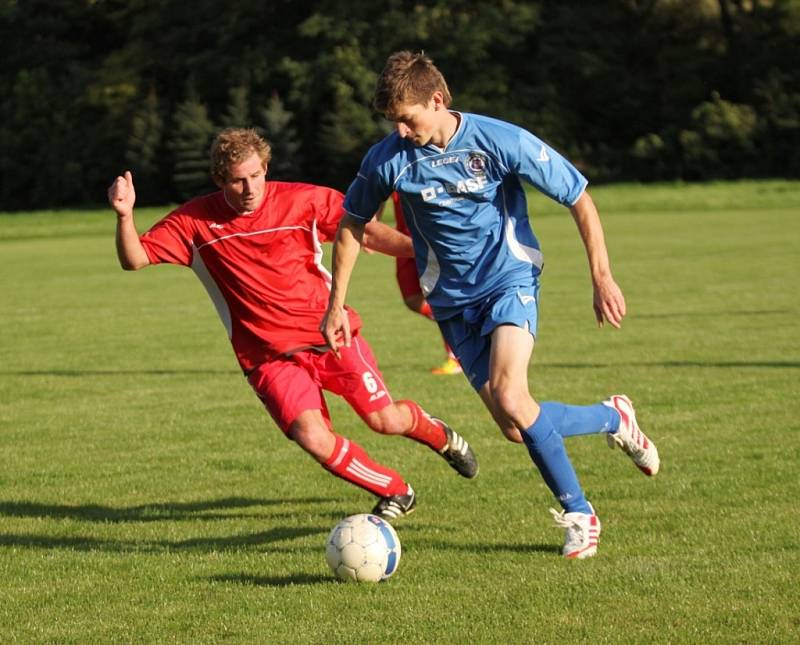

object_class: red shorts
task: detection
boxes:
[396,256,422,300]
[247,334,393,434]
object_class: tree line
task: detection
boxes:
[0,0,797,210]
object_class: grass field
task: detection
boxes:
[1,180,798,643]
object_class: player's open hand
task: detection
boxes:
[592,275,626,328]
[108,171,136,219]
[320,306,351,358]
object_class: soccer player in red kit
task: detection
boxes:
[107,127,478,521]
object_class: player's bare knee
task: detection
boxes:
[491,386,526,422]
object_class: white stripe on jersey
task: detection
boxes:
[311,219,332,288]
[504,212,544,268]
[352,337,393,404]
[197,225,311,250]
[191,245,233,338]
[398,199,441,298]
[418,239,440,297]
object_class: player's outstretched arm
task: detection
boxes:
[569,190,626,328]
[107,171,150,271]
[321,214,366,357]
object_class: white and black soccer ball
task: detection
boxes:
[325,513,401,582]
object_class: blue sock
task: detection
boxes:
[521,408,592,514]
[540,401,620,437]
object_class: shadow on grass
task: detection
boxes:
[209,573,332,587]
[0,497,334,523]
[466,542,560,555]
[0,526,331,554]
[416,539,560,555]
[0,500,560,556]
[0,496,349,554]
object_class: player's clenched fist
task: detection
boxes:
[108,170,136,219]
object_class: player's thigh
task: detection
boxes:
[247,358,331,435]
[489,324,539,425]
[490,324,534,390]
[318,334,393,419]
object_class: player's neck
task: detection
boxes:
[431,111,460,150]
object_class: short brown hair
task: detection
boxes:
[210,128,272,183]
[374,51,452,119]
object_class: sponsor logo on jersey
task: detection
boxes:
[518,292,536,306]
[368,390,387,403]
[465,151,488,177]
[421,175,487,202]
[537,146,550,162]
[209,222,225,229]
[430,155,460,168]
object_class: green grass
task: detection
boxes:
[1,180,798,643]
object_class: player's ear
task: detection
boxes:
[431,91,446,110]
[212,170,226,189]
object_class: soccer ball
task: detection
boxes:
[325,513,401,582]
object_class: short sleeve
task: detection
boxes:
[140,211,194,266]
[513,129,588,206]
[343,144,394,223]
[309,186,346,242]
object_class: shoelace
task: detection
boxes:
[549,508,583,541]
[549,508,574,528]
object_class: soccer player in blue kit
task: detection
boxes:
[322,51,660,559]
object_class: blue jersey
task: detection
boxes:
[344,112,587,319]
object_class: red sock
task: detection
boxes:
[399,400,448,451]
[323,434,408,497]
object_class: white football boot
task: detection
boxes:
[603,394,660,476]
[550,505,601,559]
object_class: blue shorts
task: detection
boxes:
[437,283,540,391]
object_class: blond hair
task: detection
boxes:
[374,51,452,119]
[210,128,272,183]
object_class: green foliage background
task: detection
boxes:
[1,0,799,209]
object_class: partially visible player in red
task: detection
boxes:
[383,193,462,375]
[107,127,478,521]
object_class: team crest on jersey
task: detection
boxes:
[465,152,488,178]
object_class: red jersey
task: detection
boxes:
[140,181,362,372]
